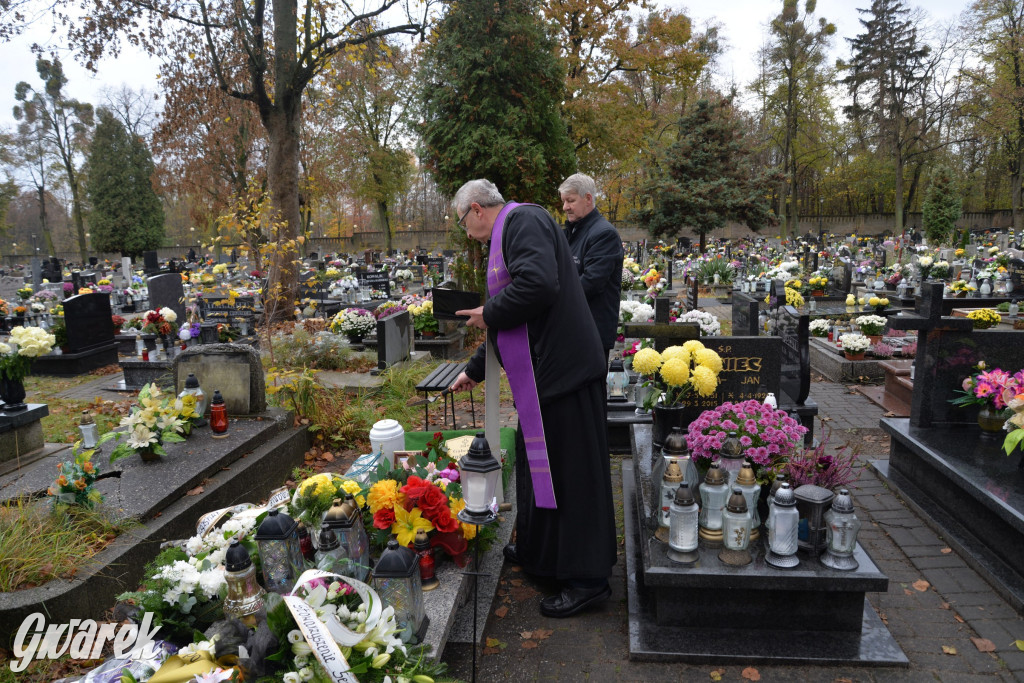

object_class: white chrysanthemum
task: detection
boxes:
[198,570,225,599]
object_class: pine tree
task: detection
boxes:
[418,0,576,205]
[634,98,780,252]
[921,165,960,245]
[85,109,165,257]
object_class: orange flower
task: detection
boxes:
[57,475,68,487]
[75,478,87,490]
[82,462,94,474]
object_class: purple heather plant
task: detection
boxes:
[784,428,861,490]
[871,342,894,359]
[687,399,808,468]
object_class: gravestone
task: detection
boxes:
[775,305,811,404]
[30,259,41,288]
[360,271,391,298]
[143,251,160,274]
[121,257,132,278]
[173,343,266,415]
[699,336,783,408]
[89,257,98,267]
[147,273,187,324]
[730,292,760,337]
[1009,258,1024,292]
[375,310,412,371]
[685,276,698,311]
[63,293,115,353]
[426,257,445,278]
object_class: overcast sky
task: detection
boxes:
[0,0,973,137]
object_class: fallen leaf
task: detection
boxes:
[884,411,897,417]
[485,637,505,649]
[710,670,724,681]
[521,640,538,649]
[942,645,957,655]
[187,486,204,496]
[483,647,500,655]
[320,452,334,462]
[1015,640,1024,651]
[511,585,540,601]
[904,589,913,596]
[913,580,930,592]
[954,614,964,623]
[533,628,553,640]
[971,638,996,652]
[741,667,761,681]
[940,547,952,554]
[509,579,523,587]
[520,631,532,639]
[835,678,853,683]
[494,606,508,618]
[941,602,951,610]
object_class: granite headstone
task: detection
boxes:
[63,292,115,353]
[775,305,810,404]
[148,273,187,323]
[143,251,160,274]
[376,310,412,370]
[173,343,266,415]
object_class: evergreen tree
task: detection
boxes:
[85,109,165,257]
[418,0,576,205]
[634,98,780,252]
[921,164,961,245]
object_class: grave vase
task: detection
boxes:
[0,376,27,411]
[651,403,701,448]
[844,351,866,361]
[977,406,1012,434]
[138,447,161,462]
[346,333,364,345]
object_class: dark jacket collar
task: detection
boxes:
[565,208,602,238]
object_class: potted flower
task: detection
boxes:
[329,307,376,343]
[783,431,860,490]
[854,314,888,344]
[13,305,26,318]
[917,255,934,281]
[0,326,56,409]
[950,363,1023,432]
[15,287,33,301]
[867,296,889,312]
[839,333,870,361]
[809,319,831,338]
[373,301,407,320]
[410,299,439,337]
[967,308,1001,330]
[950,280,975,297]
[111,314,126,333]
[106,383,189,462]
[808,276,829,297]
[47,444,103,509]
[51,319,68,353]
[631,340,724,446]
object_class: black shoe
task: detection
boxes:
[539,582,611,618]
[502,543,520,565]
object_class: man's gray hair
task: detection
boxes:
[452,179,505,215]
[558,173,598,199]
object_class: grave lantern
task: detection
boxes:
[698,463,730,548]
[821,489,862,571]
[322,496,370,581]
[793,484,835,553]
[314,524,347,573]
[662,427,699,494]
[178,373,208,426]
[667,482,700,565]
[373,539,427,643]
[254,509,304,594]
[735,461,762,541]
[657,459,683,539]
[719,487,753,566]
[765,483,800,569]
[606,358,629,401]
[78,411,99,450]
[223,539,267,625]
[414,527,439,591]
[209,389,228,437]
[459,432,501,524]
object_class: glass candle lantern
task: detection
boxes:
[323,496,370,581]
[314,524,347,573]
[735,461,761,541]
[698,463,730,548]
[134,331,145,358]
[719,487,753,566]
[297,522,317,563]
[659,459,683,529]
[374,539,427,644]
[766,483,800,569]
[414,527,439,591]
[178,373,208,426]
[78,410,99,449]
[209,390,228,437]
[459,432,501,523]
[765,473,789,533]
[254,509,305,594]
[606,358,629,402]
[793,484,835,553]
[667,482,700,565]
[821,488,862,571]
[223,539,267,626]
[662,427,699,496]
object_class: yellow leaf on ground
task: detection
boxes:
[710,670,724,681]
[942,645,957,655]
[1015,640,1024,651]
[913,579,930,591]
[741,667,761,681]
[971,638,996,652]
[485,637,503,648]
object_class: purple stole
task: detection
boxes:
[487,203,557,509]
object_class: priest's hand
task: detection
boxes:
[450,371,478,393]
[457,306,486,329]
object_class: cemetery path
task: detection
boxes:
[440,373,1024,682]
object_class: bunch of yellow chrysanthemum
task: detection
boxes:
[967,308,1002,330]
[639,340,724,409]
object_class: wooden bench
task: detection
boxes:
[415,361,475,431]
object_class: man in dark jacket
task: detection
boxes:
[449,179,617,618]
[559,173,623,354]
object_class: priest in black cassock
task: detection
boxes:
[449,179,617,618]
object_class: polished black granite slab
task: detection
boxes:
[624,461,908,665]
[877,417,1024,610]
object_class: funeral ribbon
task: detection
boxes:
[487,202,557,509]
[282,569,389,683]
